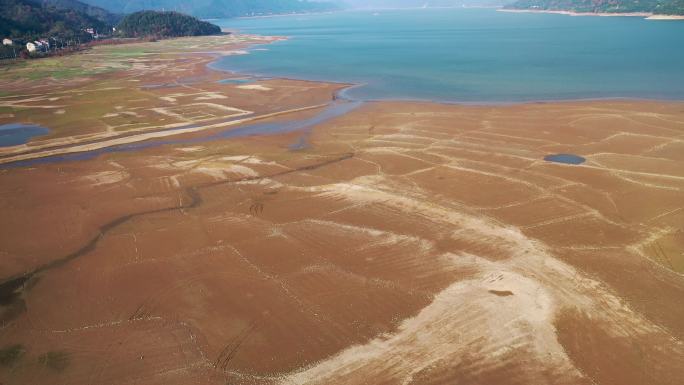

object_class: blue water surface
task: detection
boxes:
[213,9,684,103]
[3,100,360,168]
[544,154,586,164]
[218,78,255,84]
[0,124,50,147]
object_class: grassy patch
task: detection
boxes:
[103,48,151,58]
[38,351,70,371]
[0,36,219,81]
[0,344,25,367]
[0,54,113,81]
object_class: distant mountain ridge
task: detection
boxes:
[506,0,684,15]
[78,0,339,18]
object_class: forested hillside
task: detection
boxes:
[0,0,111,41]
[506,0,684,15]
[116,10,221,38]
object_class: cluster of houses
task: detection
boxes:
[1,26,109,58]
[83,27,113,40]
[2,37,52,53]
[26,39,52,53]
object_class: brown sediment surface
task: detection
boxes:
[488,289,514,296]
[1,35,684,385]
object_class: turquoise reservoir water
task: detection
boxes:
[213,9,684,103]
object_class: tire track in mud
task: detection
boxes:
[213,319,262,371]
[0,152,355,324]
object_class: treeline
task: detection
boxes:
[116,11,221,38]
[506,0,684,15]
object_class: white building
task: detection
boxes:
[26,41,48,53]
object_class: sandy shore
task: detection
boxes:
[646,14,684,20]
[499,8,684,20]
[0,34,683,385]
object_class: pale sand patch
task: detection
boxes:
[223,164,258,177]
[190,103,250,114]
[194,166,227,179]
[237,84,273,91]
[177,146,206,153]
[220,155,281,166]
[171,159,201,169]
[499,8,684,20]
[194,93,228,101]
[301,218,434,252]
[241,158,281,166]
[150,104,250,121]
[82,170,128,186]
[168,175,181,188]
[220,155,251,162]
[499,9,651,17]
[279,177,680,383]
[150,107,184,120]
[282,266,576,384]
[193,164,257,179]
[647,15,684,20]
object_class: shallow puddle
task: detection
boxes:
[544,154,585,165]
[0,124,50,147]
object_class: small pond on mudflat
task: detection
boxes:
[0,124,50,147]
[217,78,255,85]
[544,154,586,165]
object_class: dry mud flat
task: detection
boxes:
[1,38,684,385]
